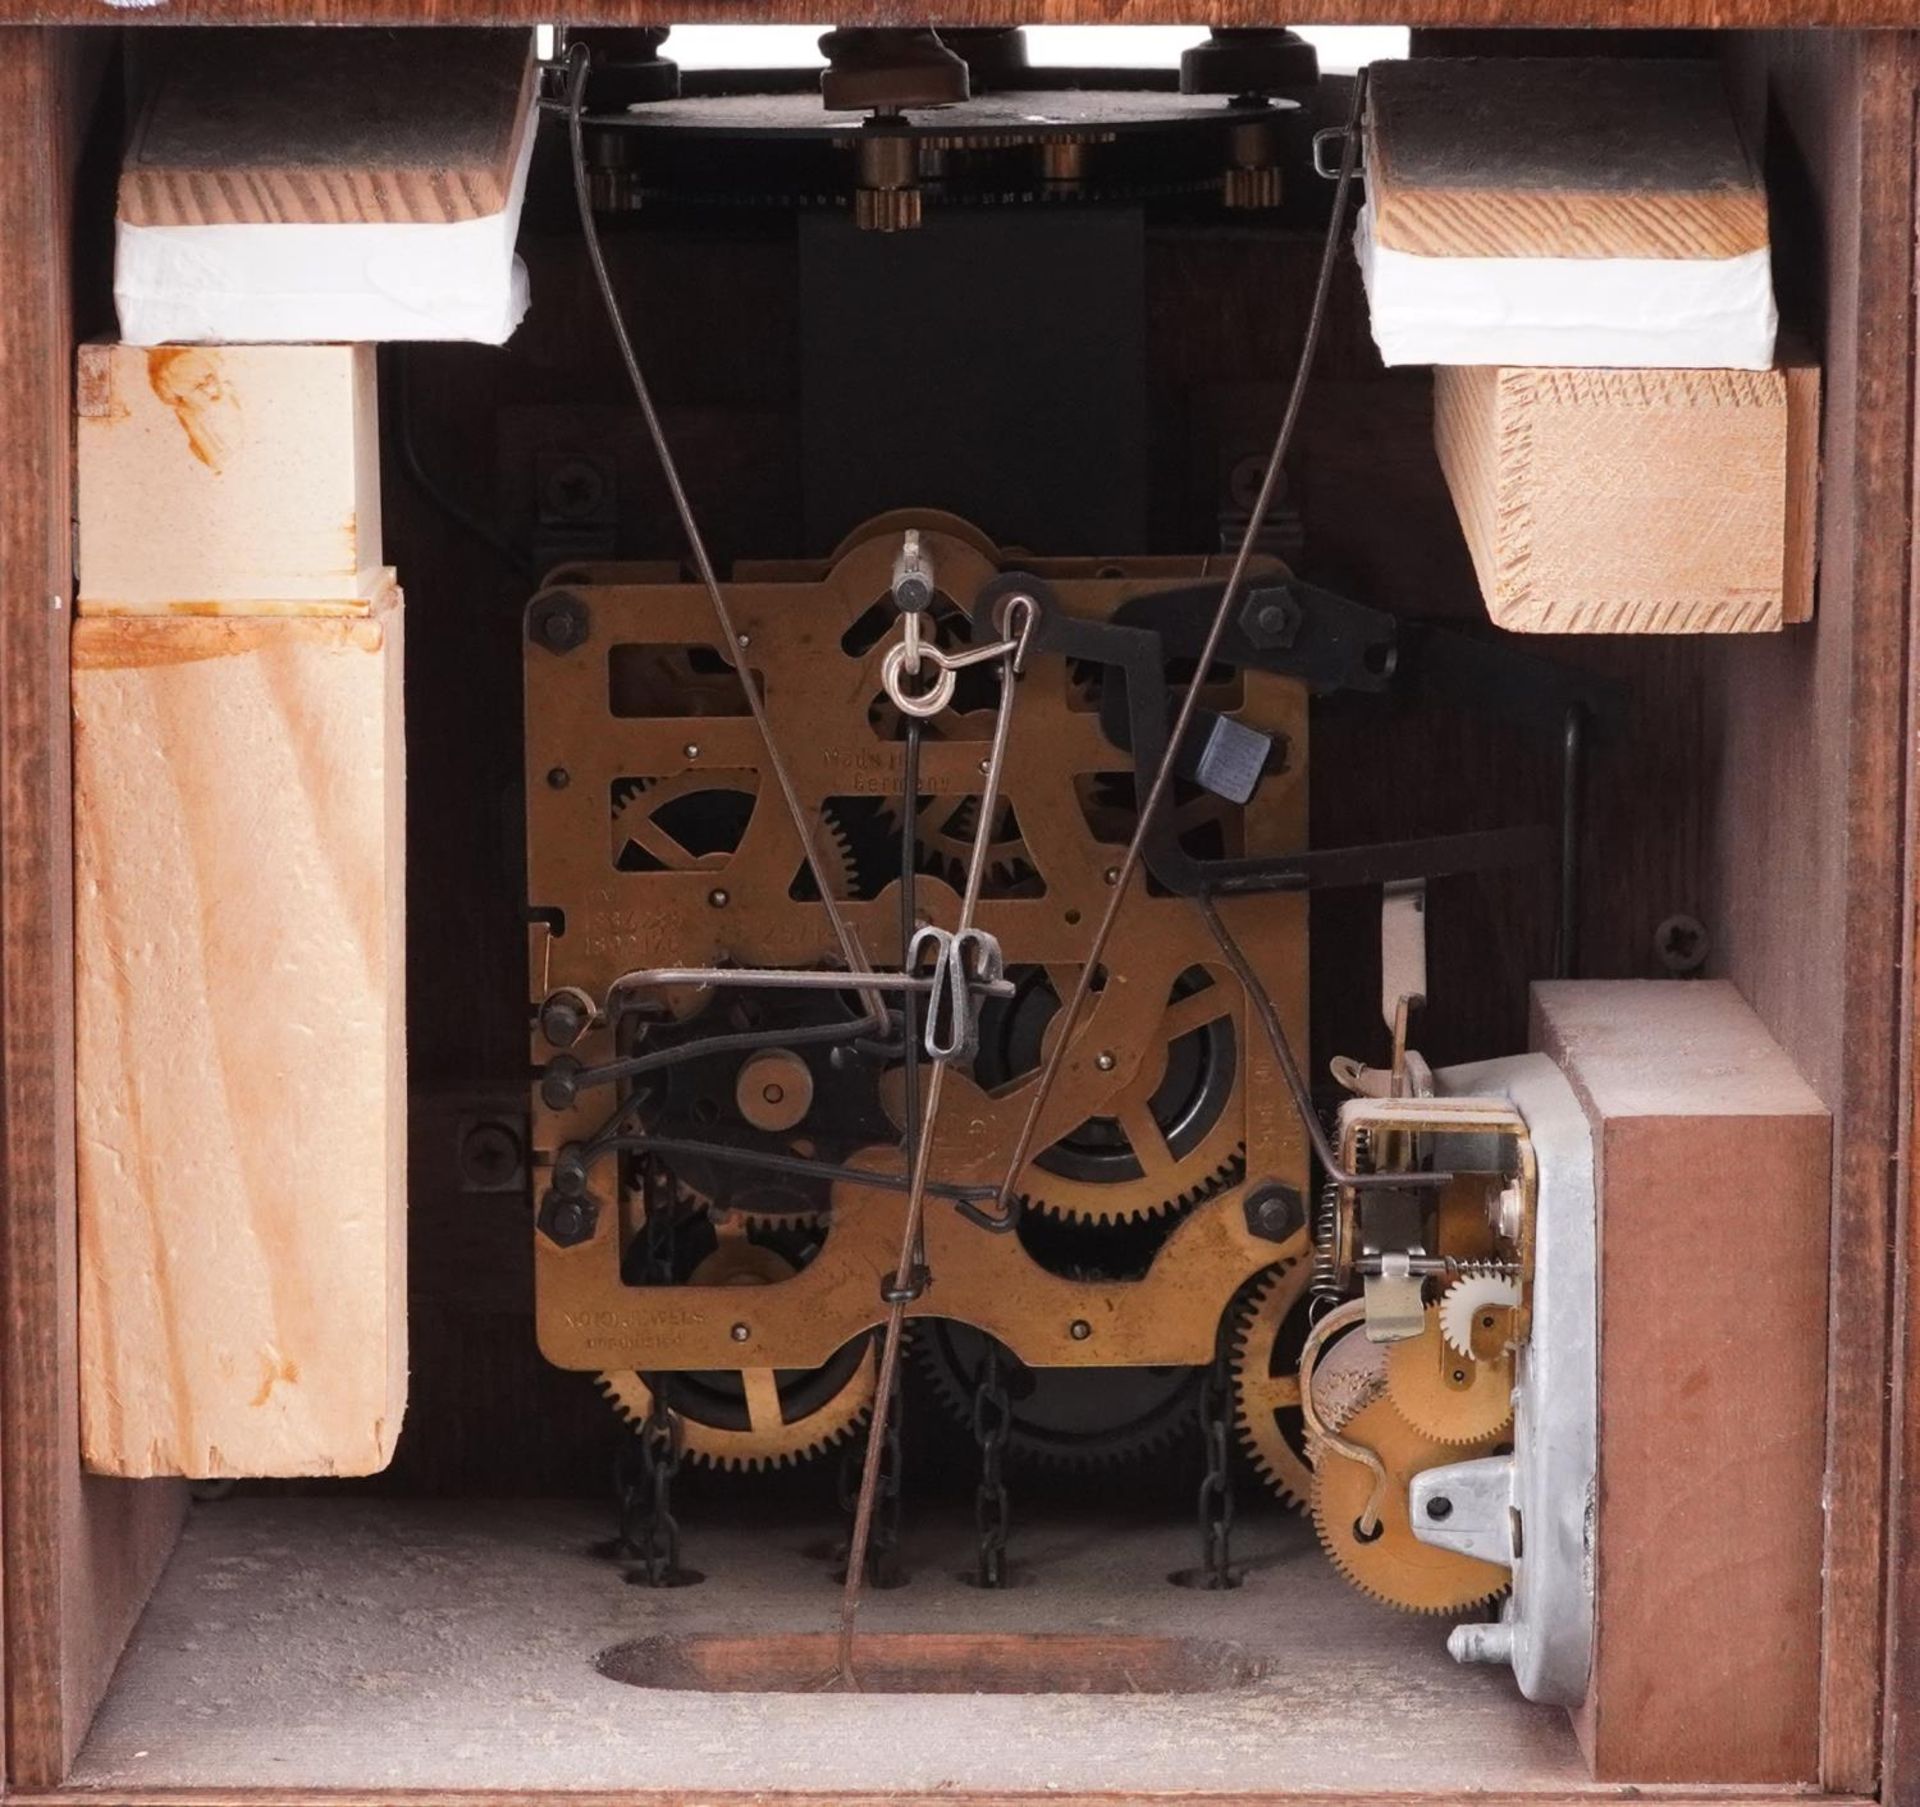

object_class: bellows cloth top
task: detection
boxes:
[113,29,537,346]
[1356,58,1778,369]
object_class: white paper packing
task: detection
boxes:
[1354,197,1778,371]
[113,115,536,348]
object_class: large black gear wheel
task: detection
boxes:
[913,1318,1203,1471]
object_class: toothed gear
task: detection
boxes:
[1439,1269,1521,1359]
[1308,1392,1510,1614]
[598,1242,876,1470]
[913,1320,1204,1470]
[612,777,858,898]
[1228,1259,1318,1506]
[976,965,1247,1224]
[1384,1305,1515,1447]
[638,980,898,1223]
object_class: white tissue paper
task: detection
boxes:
[1355,197,1778,371]
[114,115,535,348]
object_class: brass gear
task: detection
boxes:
[1309,1393,1510,1615]
[612,777,858,898]
[1228,1259,1317,1506]
[993,967,1247,1225]
[1385,1306,1515,1447]
[598,1240,875,1468]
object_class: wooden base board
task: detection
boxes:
[1532,980,1829,1783]
[72,599,407,1478]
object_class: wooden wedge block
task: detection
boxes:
[1531,979,1828,1783]
[74,594,406,1478]
[77,341,388,616]
[1434,362,1819,633]
[120,28,537,228]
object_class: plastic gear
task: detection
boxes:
[1439,1268,1521,1359]
[1385,1306,1515,1447]
[1309,1393,1510,1614]
[1228,1259,1317,1506]
[598,1241,876,1469]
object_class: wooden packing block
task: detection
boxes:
[1530,979,1828,1784]
[74,594,406,1478]
[119,28,537,228]
[77,341,389,616]
[1364,58,1769,263]
[1434,361,1820,633]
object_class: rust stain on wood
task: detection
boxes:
[73,615,387,671]
[146,346,239,473]
[249,1352,300,1408]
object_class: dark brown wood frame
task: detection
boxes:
[0,14,1915,1806]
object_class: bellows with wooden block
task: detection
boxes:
[1362,58,1816,633]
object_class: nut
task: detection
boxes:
[527,591,591,655]
[1244,1182,1305,1244]
[538,1190,599,1248]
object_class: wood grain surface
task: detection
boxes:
[0,29,187,1791]
[1366,58,1768,260]
[1432,362,1811,633]
[119,29,535,227]
[1710,32,1919,1798]
[72,601,407,1480]
[0,0,1913,24]
[1534,980,1830,1784]
[76,343,388,615]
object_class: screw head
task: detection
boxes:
[708,888,729,908]
[1069,1319,1092,1341]
[1094,1050,1116,1072]
[730,1322,751,1343]
[547,766,570,790]
[458,1120,523,1190]
[1103,866,1120,886]
[1655,912,1710,976]
[1426,1495,1454,1522]
[684,743,700,760]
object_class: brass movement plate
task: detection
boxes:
[526,516,1309,1372]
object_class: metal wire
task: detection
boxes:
[562,44,881,1020]
[1195,892,1449,1194]
[835,631,1023,1686]
[985,69,1372,1222]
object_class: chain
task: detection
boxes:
[596,1435,645,1563]
[971,1339,1012,1588]
[619,1165,701,1588]
[625,1379,696,1587]
[1193,1325,1242,1590]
